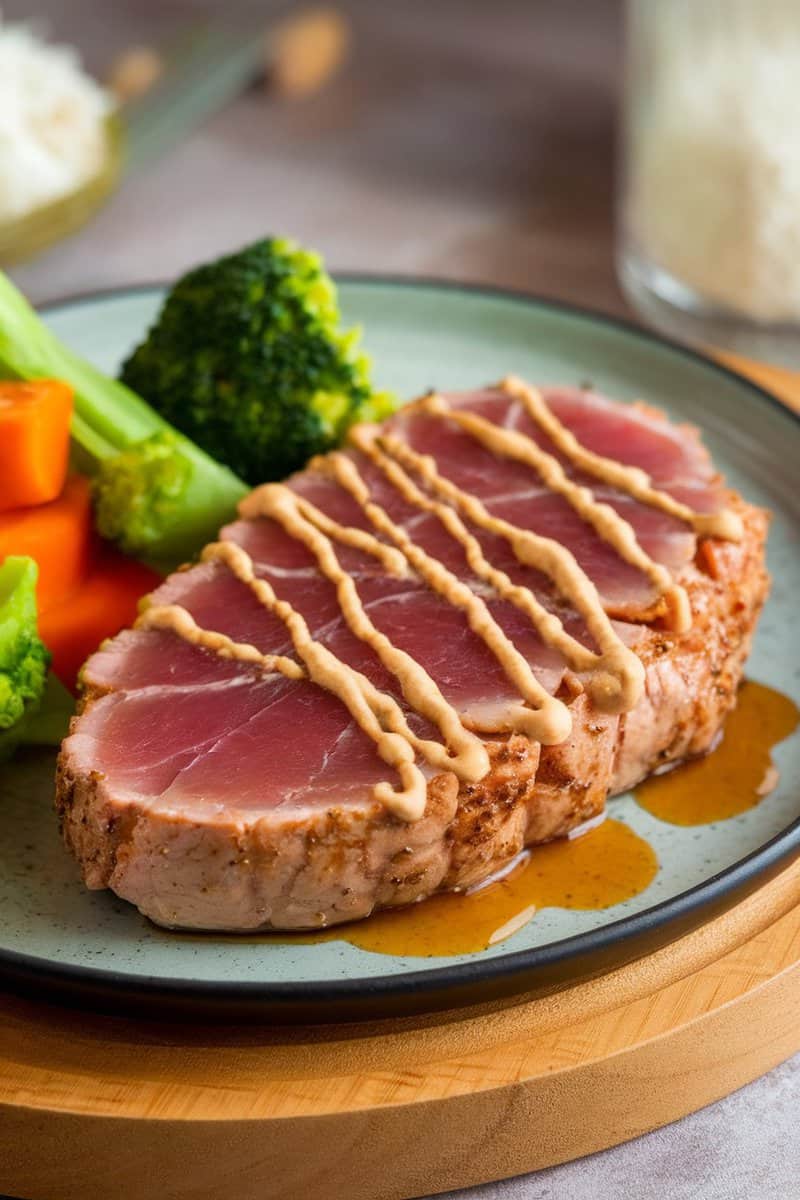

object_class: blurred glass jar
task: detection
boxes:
[618,0,800,364]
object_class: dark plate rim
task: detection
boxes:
[3,274,799,1017]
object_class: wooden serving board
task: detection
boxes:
[1,853,798,1200]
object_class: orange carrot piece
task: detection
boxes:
[0,379,74,510]
[40,550,161,691]
[0,475,95,614]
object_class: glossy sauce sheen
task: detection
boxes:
[635,680,799,825]
[276,681,797,957]
[287,818,658,957]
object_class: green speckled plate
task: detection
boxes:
[1,279,799,1022]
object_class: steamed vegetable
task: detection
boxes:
[120,237,396,485]
[0,270,247,565]
[0,556,49,731]
[0,555,75,762]
[0,672,75,762]
[0,378,73,510]
[40,549,160,690]
[0,474,94,613]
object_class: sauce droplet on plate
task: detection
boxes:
[292,818,657,958]
[635,680,799,826]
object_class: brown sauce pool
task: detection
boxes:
[287,818,657,958]
[634,680,799,827]
[285,680,798,958]
[159,681,796,959]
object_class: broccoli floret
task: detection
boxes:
[92,431,192,555]
[120,237,396,485]
[0,673,75,763]
[0,272,247,567]
[90,429,243,562]
[0,557,50,732]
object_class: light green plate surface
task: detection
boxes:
[1,279,798,1018]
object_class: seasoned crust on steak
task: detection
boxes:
[55,494,769,931]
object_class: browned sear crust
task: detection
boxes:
[55,492,768,932]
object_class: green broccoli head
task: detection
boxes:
[119,238,396,485]
[0,556,50,731]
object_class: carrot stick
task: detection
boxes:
[0,475,95,614]
[40,550,161,691]
[0,379,73,510]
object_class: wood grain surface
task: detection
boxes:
[1,854,798,1200]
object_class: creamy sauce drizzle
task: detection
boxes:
[316,449,571,744]
[504,376,744,542]
[240,484,490,780]
[373,428,645,713]
[421,385,692,633]
[140,381,742,822]
[136,603,305,680]
[138,542,465,822]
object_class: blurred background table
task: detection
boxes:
[8,0,623,313]
[2,1,797,1198]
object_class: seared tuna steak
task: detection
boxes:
[57,383,768,930]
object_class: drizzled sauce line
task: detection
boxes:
[347,426,609,704]
[374,429,645,714]
[139,380,742,824]
[210,540,493,820]
[418,389,692,633]
[289,491,408,577]
[503,375,744,543]
[240,484,491,779]
[136,604,305,680]
[140,542,468,822]
[317,449,572,744]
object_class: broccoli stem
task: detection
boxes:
[0,272,247,566]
